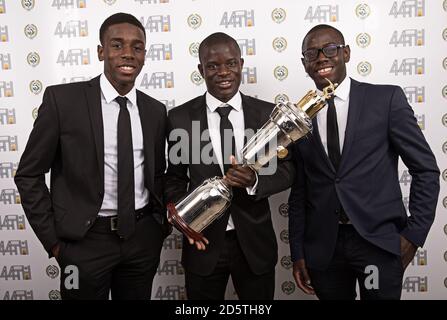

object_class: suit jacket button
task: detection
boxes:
[85,220,91,226]
[335,178,341,183]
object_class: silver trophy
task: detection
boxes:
[167,79,337,242]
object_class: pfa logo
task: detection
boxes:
[281,281,295,295]
[279,229,289,244]
[238,38,256,56]
[444,0,447,11]
[355,3,371,19]
[280,256,292,270]
[140,72,174,89]
[29,80,43,95]
[46,265,60,279]
[48,290,61,300]
[189,42,199,57]
[390,0,424,18]
[403,86,425,103]
[274,66,288,81]
[141,15,171,32]
[271,8,286,23]
[443,29,447,41]
[442,85,447,99]
[32,107,38,120]
[442,169,447,182]
[357,61,372,76]
[443,114,447,127]
[274,93,289,105]
[443,57,447,70]
[272,37,287,52]
[443,197,447,209]
[24,24,38,39]
[390,58,424,75]
[305,5,338,22]
[187,14,202,29]
[51,0,86,9]
[103,0,116,5]
[0,25,8,42]
[241,67,257,84]
[442,141,447,154]
[356,33,371,48]
[190,71,204,86]
[0,53,11,70]
[390,29,424,46]
[55,20,88,38]
[21,0,35,11]
[220,10,255,28]
[278,203,289,217]
[146,43,172,61]
[27,52,40,67]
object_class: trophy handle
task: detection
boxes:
[167,203,208,243]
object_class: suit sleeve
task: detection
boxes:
[153,104,168,209]
[388,86,440,247]
[14,87,60,255]
[287,145,306,262]
[163,111,190,205]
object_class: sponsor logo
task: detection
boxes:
[272,37,287,52]
[274,66,288,81]
[271,8,286,23]
[190,71,204,86]
[280,256,292,269]
[27,52,40,67]
[278,203,289,217]
[29,80,42,95]
[356,33,371,48]
[24,24,37,39]
[189,42,200,57]
[357,61,372,76]
[281,281,295,295]
[187,14,202,29]
[355,3,371,19]
[274,94,289,105]
[46,265,60,279]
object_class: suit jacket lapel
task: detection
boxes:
[241,94,262,135]
[311,117,334,171]
[85,76,104,182]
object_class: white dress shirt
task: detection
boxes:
[316,76,351,155]
[98,74,149,216]
[205,91,258,231]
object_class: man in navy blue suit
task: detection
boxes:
[288,24,440,300]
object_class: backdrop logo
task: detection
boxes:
[29,80,43,95]
[442,169,447,182]
[278,203,289,217]
[403,276,427,292]
[274,66,288,81]
[279,229,289,244]
[146,43,172,61]
[0,81,13,97]
[55,20,88,38]
[404,86,425,103]
[442,85,447,99]
[162,233,182,250]
[48,290,61,300]
[24,24,37,39]
[61,76,91,84]
[190,71,204,86]
[443,197,447,208]
[141,15,171,32]
[157,260,184,276]
[305,5,339,22]
[52,0,86,9]
[390,0,424,17]
[27,52,40,67]
[390,29,424,47]
[0,136,18,152]
[136,0,169,3]
[21,0,35,11]
[411,249,427,266]
[238,38,256,56]
[281,281,295,295]
[0,0,4,13]
[390,58,424,75]
[154,285,186,300]
[0,162,18,178]
[220,10,254,28]
[443,57,447,70]
[103,0,116,5]
[189,42,199,57]
[0,26,8,42]
[355,3,371,19]
[442,114,447,127]
[444,0,447,11]
[160,99,176,111]
[416,114,425,130]
[0,265,31,280]
[399,170,412,186]
[272,37,287,52]
[45,265,60,279]
[445,224,447,235]
[241,67,257,84]
[187,14,202,29]
[357,61,372,76]
[0,189,20,204]
[32,107,38,120]
[445,251,447,262]
[0,214,26,230]
[3,290,33,300]
[0,240,28,255]
[271,8,286,23]
[57,49,90,66]
[280,256,292,270]
[0,108,16,125]
[141,72,174,89]
[442,142,447,154]
[274,93,289,104]
[356,33,371,48]
[0,53,10,69]
[443,28,447,41]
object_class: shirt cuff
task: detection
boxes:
[245,170,258,195]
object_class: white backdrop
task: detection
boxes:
[0,0,446,300]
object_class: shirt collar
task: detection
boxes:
[316,76,351,102]
[100,73,137,108]
[206,91,242,113]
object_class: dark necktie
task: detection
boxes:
[327,97,341,171]
[116,96,135,239]
[216,105,236,174]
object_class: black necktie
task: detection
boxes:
[216,105,236,174]
[116,96,135,239]
[327,97,341,171]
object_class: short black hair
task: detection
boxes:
[301,24,345,51]
[198,32,241,63]
[99,12,146,45]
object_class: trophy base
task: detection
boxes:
[167,203,207,243]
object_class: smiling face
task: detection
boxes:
[98,22,146,96]
[198,41,244,103]
[301,28,350,90]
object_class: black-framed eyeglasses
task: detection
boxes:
[302,44,345,62]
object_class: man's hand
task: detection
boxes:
[293,259,315,295]
[186,235,209,251]
[400,235,417,270]
[223,156,256,188]
[51,242,61,260]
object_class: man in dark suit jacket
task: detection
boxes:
[164,32,295,300]
[288,24,440,300]
[14,13,168,300]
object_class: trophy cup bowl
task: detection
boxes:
[167,79,338,242]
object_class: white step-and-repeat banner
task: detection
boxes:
[0,0,446,300]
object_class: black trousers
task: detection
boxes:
[308,224,404,300]
[185,230,275,300]
[57,213,164,300]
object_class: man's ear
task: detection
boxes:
[343,45,351,63]
[240,57,244,68]
[198,63,204,77]
[97,45,104,61]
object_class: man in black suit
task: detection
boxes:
[164,32,294,300]
[14,13,168,300]
[288,24,440,300]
